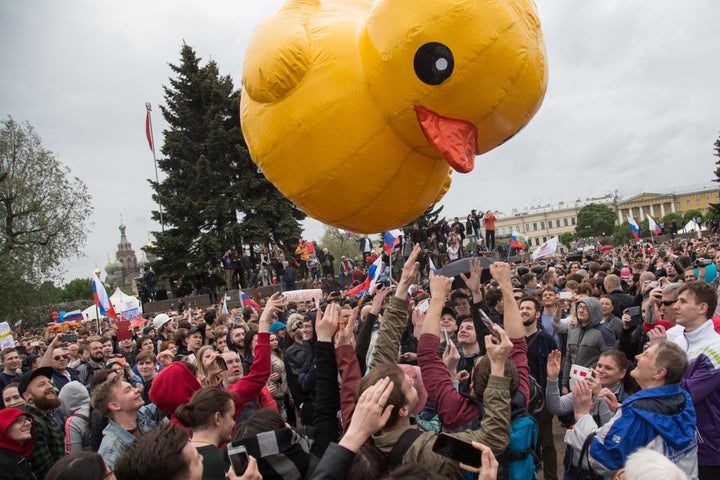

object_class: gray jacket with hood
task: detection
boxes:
[58,380,92,454]
[562,297,617,388]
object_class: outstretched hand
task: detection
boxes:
[546,350,562,381]
[316,302,339,342]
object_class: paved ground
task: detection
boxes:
[538,417,569,480]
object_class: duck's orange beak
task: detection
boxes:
[414,105,478,173]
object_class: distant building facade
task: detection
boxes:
[105,223,141,292]
[493,185,720,251]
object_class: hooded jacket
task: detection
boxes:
[148,361,201,416]
[562,297,616,388]
[58,380,92,454]
[565,384,698,479]
[0,408,35,480]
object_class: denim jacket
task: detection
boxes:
[99,404,161,470]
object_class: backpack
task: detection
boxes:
[372,427,425,470]
[496,414,539,480]
[527,375,545,415]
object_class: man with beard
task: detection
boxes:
[76,340,106,386]
[521,296,559,480]
[19,366,64,479]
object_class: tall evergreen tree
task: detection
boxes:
[146,44,304,282]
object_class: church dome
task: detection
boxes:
[105,259,123,273]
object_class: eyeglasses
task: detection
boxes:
[53,355,69,361]
[576,304,589,311]
[661,300,677,307]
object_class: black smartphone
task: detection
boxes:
[227,444,249,475]
[478,309,500,340]
[432,433,481,467]
[215,356,228,371]
[61,333,77,343]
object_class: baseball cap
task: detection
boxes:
[620,267,631,279]
[153,314,171,330]
[18,367,54,396]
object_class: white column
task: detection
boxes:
[639,206,645,220]
[649,204,655,217]
[617,209,623,223]
[660,203,665,217]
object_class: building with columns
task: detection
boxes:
[492,184,720,250]
[615,184,720,223]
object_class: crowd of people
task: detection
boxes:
[1,230,720,480]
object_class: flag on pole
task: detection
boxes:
[532,236,559,260]
[145,107,154,153]
[428,257,438,274]
[220,294,229,315]
[628,217,640,241]
[63,310,84,323]
[383,229,403,254]
[239,292,261,311]
[346,256,383,296]
[92,273,117,319]
[647,215,662,234]
[510,231,528,250]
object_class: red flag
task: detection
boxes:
[145,110,154,153]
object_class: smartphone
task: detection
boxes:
[443,328,451,345]
[624,306,641,317]
[478,309,500,340]
[215,356,227,371]
[559,291,573,300]
[186,353,197,364]
[61,333,77,343]
[432,433,481,467]
[227,444,249,475]
[416,298,431,313]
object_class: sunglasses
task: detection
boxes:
[53,355,69,361]
[661,300,677,307]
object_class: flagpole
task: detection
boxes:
[146,102,165,232]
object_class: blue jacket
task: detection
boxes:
[565,384,698,479]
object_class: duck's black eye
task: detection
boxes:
[414,42,454,85]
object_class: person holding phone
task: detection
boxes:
[176,387,236,480]
[363,246,512,476]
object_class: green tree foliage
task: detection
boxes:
[610,220,635,246]
[0,117,92,319]
[576,203,617,238]
[146,44,304,281]
[683,209,703,224]
[406,202,444,229]
[662,212,683,226]
[319,228,359,265]
[559,232,575,250]
[61,278,92,302]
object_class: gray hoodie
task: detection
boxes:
[562,297,616,388]
[58,380,92,454]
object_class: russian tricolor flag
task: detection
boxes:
[647,215,662,234]
[346,256,383,296]
[628,217,640,241]
[383,229,403,254]
[92,273,117,319]
[239,292,261,311]
[510,231,527,250]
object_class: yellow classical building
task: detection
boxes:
[493,184,720,250]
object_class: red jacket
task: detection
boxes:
[227,332,272,419]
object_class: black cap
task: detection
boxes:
[186,324,206,338]
[143,325,155,335]
[441,306,457,319]
[18,367,54,396]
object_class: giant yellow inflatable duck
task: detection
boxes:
[241,0,547,233]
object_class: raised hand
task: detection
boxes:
[546,350,562,381]
[597,388,619,412]
[572,379,593,420]
[316,302,339,342]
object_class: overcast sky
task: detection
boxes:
[2,1,719,284]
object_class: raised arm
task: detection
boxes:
[368,245,420,370]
